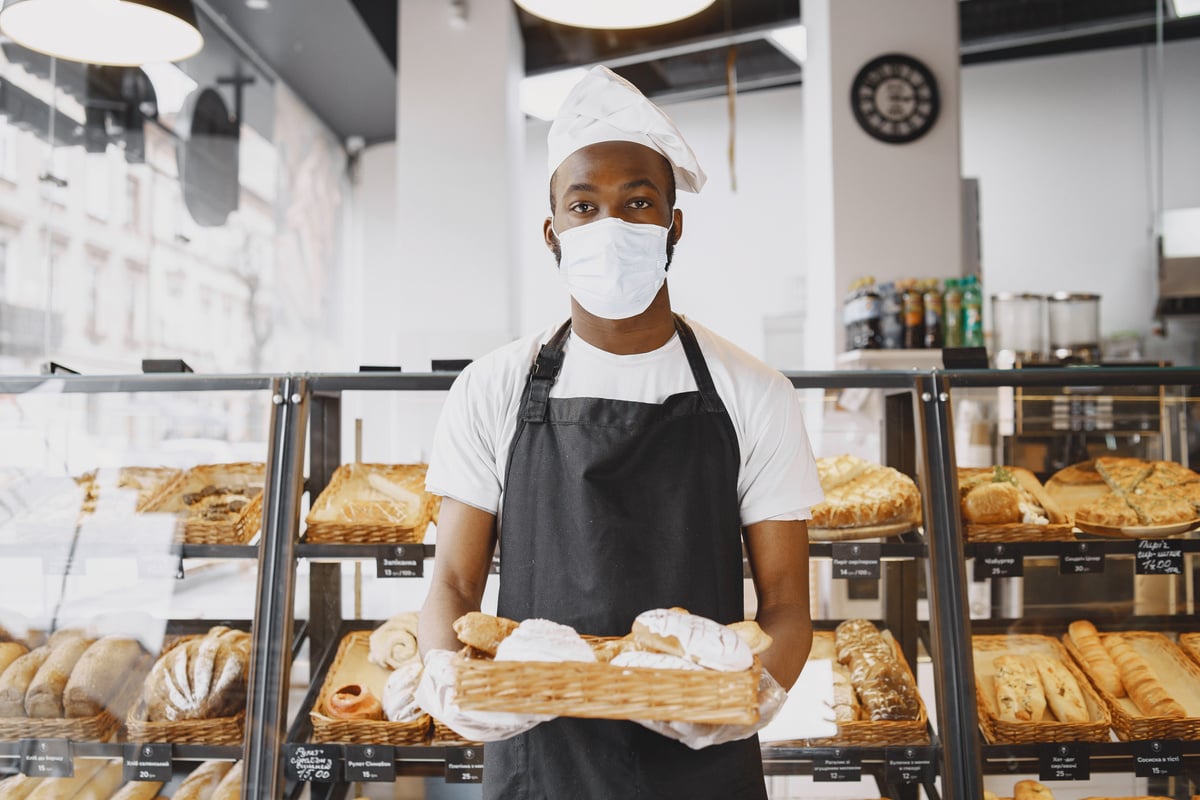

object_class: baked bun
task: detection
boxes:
[325,683,384,721]
[109,780,165,800]
[610,651,702,670]
[727,621,773,655]
[0,646,50,717]
[631,609,752,672]
[173,759,233,800]
[963,482,1022,524]
[452,612,519,657]
[368,612,420,670]
[0,642,29,678]
[494,619,595,663]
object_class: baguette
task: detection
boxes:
[63,637,148,718]
[173,759,232,800]
[25,633,93,718]
[993,654,1046,722]
[0,773,43,799]
[210,760,242,800]
[1102,634,1186,718]
[25,760,105,799]
[0,646,50,717]
[109,781,164,800]
[70,761,123,800]
[0,642,29,677]
[1068,620,1124,698]
[1031,654,1088,723]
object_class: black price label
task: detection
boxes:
[284,743,341,782]
[973,543,1023,580]
[1133,739,1183,777]
[884,745,936,784]
[344,744,395,782]
[445,745,484,784]
[1135,539,1183,575]
[122,743,173,783]
[376,544,425,578]
[1038,742,1090,781]
[1058,542,1105,575]
[812,749,862,782]
[832,542,881,580]
[19,739,73,778]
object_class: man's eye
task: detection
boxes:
[628,199,651,209]
[569,202,594,213]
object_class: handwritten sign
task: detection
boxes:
[284,743,341,782]
[1135,540,1182,575]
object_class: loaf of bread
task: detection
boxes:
[0,646,49,717]
[830,664,860,722]
[25,632,94,718]
[64,636,149,718]
[69,760,123,800]
[993,654,1046,722]
[0,773,43,799]
[1068,620,1124,697]
[109,780,164,800]
[0,642,29,677]
[25,760,105,799]
[834,619,920,721]
[1014,780,1054,799]
[963,481,1025,524]
[211,760,243,800]
[144,628,250,721]
[1032,654,1088,723]
[173,759,233,800]
[1102,634,1186,718]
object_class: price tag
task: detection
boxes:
[884,745,936,784]
[973,543,1023,580]
[122,743,173,783]
[812,749,862,782]
[19,739,73,778]
[1038,742,1090,781]
[1058,541,1105,575]
[284,743,341,782]
[344,744,395,782]
[376,544,425,578]
[1132,739,1183,777]
[832,542,881,580]
[1135,540,1183,575]
[445,745,484,784]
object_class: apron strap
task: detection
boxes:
[521,318,573,423]
[674,314,727,414]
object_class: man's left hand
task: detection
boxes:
[634,668,788,750]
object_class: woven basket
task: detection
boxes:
[1179,633,1200,670]
[782,631,929,747]
[309,631,430,745]
[455,638,761,725]
[126,704,245,745]
[305,464,433,544]
[0,710,121,742]
[1064,630,1200,741]
[973,634,1111,744]
[142,463,265,545]
[430,719,479,747]
[966,522,1075,543]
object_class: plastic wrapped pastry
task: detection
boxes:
[382,659,425,722]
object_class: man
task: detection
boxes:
[417,66,823,799]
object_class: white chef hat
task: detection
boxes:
[547,65,706,194]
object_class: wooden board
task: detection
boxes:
[1074,519,1199,539]
[808,520,915,542]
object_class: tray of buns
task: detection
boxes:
[1062,626,1200,741]
[809,455,922,542]
[0,631,150,742]
[305,463,435,544]
[785,622,928,747]
[453,610,764,725]
[960,466,1073,542]
[309,630,430,745]
[78,466,182,514]
[1179,633,1200,670]
[141,462,265,545]
[1047,458,1200,539]
[972,634,1111,744]
[126,627,251,746]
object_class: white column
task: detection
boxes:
[803,0,963,368]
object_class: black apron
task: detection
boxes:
[485,315,767,800]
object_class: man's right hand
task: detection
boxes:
[415,649,551,742]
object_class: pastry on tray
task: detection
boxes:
[144,463,265,524]
[810,455,921,530]
[1050,457,1200,533]
[959,466,1067,527]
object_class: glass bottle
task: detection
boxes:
[962,275,984,348]
[943,278,963,348]
[923,279,944,349]
[901,280,925,349]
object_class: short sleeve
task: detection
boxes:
[737,375,824,527]
[425,365,504,515]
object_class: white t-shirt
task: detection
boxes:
[426,317,824,527]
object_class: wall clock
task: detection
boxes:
[850,53,940,144]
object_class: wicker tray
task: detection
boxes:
[309,631,430,745]
[126,704,245,746]
[455,638,761,725]
[142,463,265,545]
[973,634,1111,744]
[430,719,479,747]
[1063,630,1200,741]
[966,522,1075,543]
[786,631,929,747]
[0,709,121,742]
[1179,633,1200,669]
[79,466,182,514]
[305,464,433,544]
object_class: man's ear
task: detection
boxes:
[543,217,558,251]
[671,208,683,245]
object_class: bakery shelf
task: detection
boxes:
[964,534,1200,559]
[981,740,1200,773]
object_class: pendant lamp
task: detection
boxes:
[0,0,203,66]
[513,0,716,30]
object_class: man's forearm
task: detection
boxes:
[418,582,478,657]
[755,601,812,689]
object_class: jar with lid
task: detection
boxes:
[901,280,925,348]
[879,281,903,349]
[859,278,883,349]
[943,278,963,347]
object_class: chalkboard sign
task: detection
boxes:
[1135,539,1183,575]
[973,543,1023,580]
[812,749,862,782]
[20,739,73,778]
[832,542,881,580]
[376,544,425,578]
[445,745,484,783]
[123,743,173,783]
[1132,739,1183,777]
[284,743,341,782]
[884,745,936,784]
[1038,742,1090,781]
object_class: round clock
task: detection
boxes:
[850,53,940,144]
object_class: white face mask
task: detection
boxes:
[554,217,671,320]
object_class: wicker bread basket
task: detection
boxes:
[782,631,929,747]
[973,634,1111,744]
[305,464,434,544]
[430,719,479,747]
[142,463,265,545]
[0,710,121,742]
[1178,633,1200,670]
[966,522,1075,543]
[309,631,430,745]
[1063,630,1200,741]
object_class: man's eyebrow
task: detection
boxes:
[564,182,597,194]
[621,178,661,193]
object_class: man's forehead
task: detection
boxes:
[551,141,673,190]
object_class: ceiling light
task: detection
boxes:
[140,61,198,115]
[767,24,806,66]
[0,0,204,66]
[514,0,716,30]
[1171,0,1200,16]
[520,66,588,121]
[245,0,269,8]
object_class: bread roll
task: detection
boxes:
[1032,654,1088,723]
[64,637,148,718]
[210,760,242,800]
[1068,620,1124,697]
[452,613,519,657]
[631,608,752,671]
[0,646,50,717]
[727,620,773,655]
[0,773,43,799]
[993,655,1046,722]
[0,642,29,678]
[173,760,232,800]
[25,633,94,718]
[1015,780,1054,799]
[1103,635,1186,718]
[109,781,164,800]
[963,482,1022,524]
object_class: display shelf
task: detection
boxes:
[964,534,1200,559]
[981,740,1200,773]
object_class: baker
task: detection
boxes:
[417,65,823,799]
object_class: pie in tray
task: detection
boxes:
[1069,457,1200,531]
[811,455,920,529]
